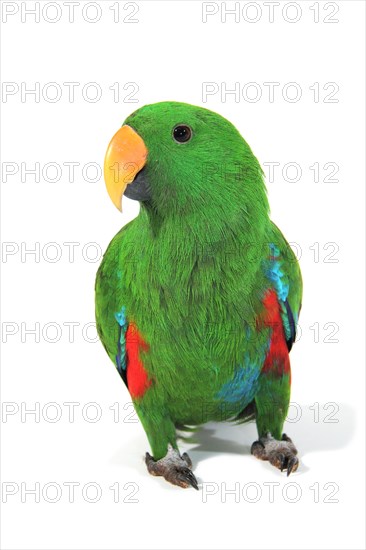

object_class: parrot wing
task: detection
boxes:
[264,222,303,351]
[95,228,127,383]
[95,224,152,399]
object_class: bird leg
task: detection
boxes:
[251,433,299,476]
[145,444,198,489]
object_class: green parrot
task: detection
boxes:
[95,102,302,489]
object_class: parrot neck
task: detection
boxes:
[138,201,270,252]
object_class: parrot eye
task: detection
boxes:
[173,125,192,143]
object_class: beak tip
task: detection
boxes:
[113,199,123,212]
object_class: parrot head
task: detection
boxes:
[104,101,269,227]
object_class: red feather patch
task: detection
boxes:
[125,323,152,399]
[259,290,291,378]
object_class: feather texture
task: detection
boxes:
[95,102,303,459]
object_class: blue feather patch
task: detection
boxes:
[114,306,128,382]
[216,337,268,411]
[266,243,289,302]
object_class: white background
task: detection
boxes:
[1,1,365,549]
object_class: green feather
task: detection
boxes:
[95,102,302,459]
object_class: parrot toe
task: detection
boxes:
[251,433,299,476]
[181,452,193,469]
[145,445,198,490]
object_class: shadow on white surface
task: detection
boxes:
[109,403,355,481]
[182,402,355,464]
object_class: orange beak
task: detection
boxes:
[104,125,148,211]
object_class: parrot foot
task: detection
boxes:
[145,445,198,490]
[251,433,299,476]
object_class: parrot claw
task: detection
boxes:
[251,433,299,475]
[286,456,299,476]
[145,445,199,490]
[178,468,199,490]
